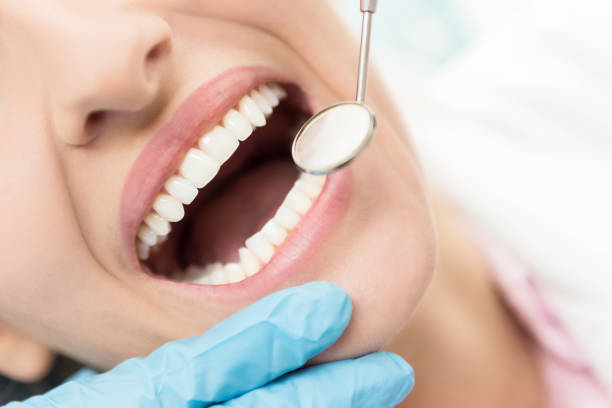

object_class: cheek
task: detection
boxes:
[0,139,67,320]
[309,127,437,363]
[313,217,435,364]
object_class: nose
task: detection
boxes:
[36,6,173,145]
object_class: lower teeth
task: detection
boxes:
[176,172,326,285]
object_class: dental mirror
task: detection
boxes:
[292,0,378,175]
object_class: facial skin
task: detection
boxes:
[0,0,436,380]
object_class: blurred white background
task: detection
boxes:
[336,0,612,394]
[334,0,532,79]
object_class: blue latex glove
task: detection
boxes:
[6,282,414,407]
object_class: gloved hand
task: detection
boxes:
[6,282,414,407]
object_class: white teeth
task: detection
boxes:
[137,239,151,260]
[210,268,229,285]
[274,206,301,230]
[137,82,324,279]
[222,109,253,141]
[258,84,279,107]
[137,224,158,246]
[144,212,171,236]
[269,83,288,99]
[165,176,198,205]
[224,263,246,283]
[136,82,287,262]
[239,96,266,127]
[261,219,288,246]
[250,90,273,115]
[245,232,276,263]
[239,247,261,277]
[153,194,184,223]
[283,188,312,215]
[198,126,239,163]
[179,148,220,189]
[184,263,220,284]
[300,173,326,186]
[182,264,205,282]
[295,179,323,199]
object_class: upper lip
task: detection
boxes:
[119,66,291,268]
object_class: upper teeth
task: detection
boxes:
[135,83,327,285]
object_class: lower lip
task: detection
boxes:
[139,166,353,304]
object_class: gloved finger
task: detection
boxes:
[12,281,351,408]
[216,352,415,408]
[64,367,97,383]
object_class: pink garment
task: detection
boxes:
[467,222,612,407]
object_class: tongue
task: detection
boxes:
[182,158,297,267]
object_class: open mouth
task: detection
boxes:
[132,82,327,286]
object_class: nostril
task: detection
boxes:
[144,39,171,82]
[85,110,107,134]
[146,41,166,62]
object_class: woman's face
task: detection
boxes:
[0,0,435,372]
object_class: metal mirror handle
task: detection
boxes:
[356,0,378,103]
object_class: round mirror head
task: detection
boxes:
[291,101,376,175]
